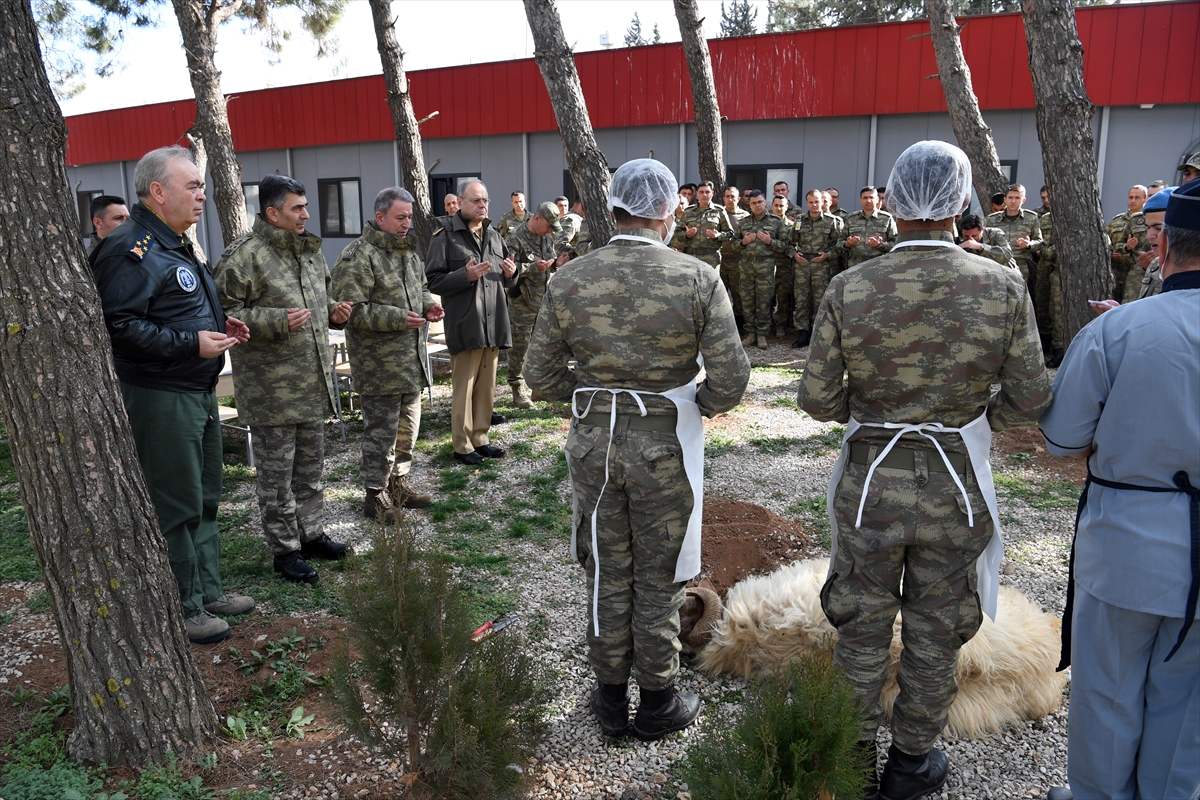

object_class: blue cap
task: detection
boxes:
[1142,185,1177,214]
[1164,178,1200,231]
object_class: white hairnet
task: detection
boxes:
[885,141,973,221]
[607,158,680,220]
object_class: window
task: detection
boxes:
[318,178,362,237]
[725,164,803,198]
[243,183,260,220]
[76,190,102,237]
[430,173,481,216]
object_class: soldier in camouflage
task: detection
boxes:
[1107,185,1148,302]
[788,189,842,349]
[214,175,354,584]
[838,186,897,273]
[524,158,750,743]
[770,195,799,336]
[721,185,750,322]
[330,187,443,522]
[986,184,1042,290]
[734,190,789,350]
[504,201,564,408]
[1096,187,1175,318]
[497,191,529,238]
[670,180,733,269]
[799,142,1051,799]
[1034,185,1051,218]
[555,196,582,258]
[773,180,805,220]
[1039,212,1067,367]
[958,214,1018,271]
[828,187,851,222]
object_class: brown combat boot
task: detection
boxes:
[364,487,398,524]
[511,384,533,409]
[741,332,756,347]
[390,475,433,509]
[756,334,769,350]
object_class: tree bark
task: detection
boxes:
[367,0,435,252]
[522,0,615,248]
[0,0,218,766]
[171,0,249,246]
[673,0,725,188]
[1021,0,1109,343]
[925,0,1008,204]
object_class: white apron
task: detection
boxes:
[823,236,1004,619]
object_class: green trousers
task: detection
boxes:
[120,383,224,616]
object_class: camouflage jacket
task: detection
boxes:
[720,206,750,263]
[524,228,751,418]
[556,212,583,257]
[1033,204,1051,218]
[1135,257,1163,300]
[830,207,851,221]
[497,209,529,239]
[1110,211,1152,261]
[671,203,734,258]
[213,215,339,426]
[573,217,593,257]
[986,209,1042,263]
[330,222,434,396]
[797,230,1051,452]
[839,210,897,268]
[1037,213,1057,266]
[966,226,1018,271]
[789,212,843,260]
[733,212,790,265]
[505,221,557,308]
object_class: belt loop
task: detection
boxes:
[613,413,631,444]
[868,444,879,465]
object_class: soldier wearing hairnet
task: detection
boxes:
[524,159,750,744]
[798,142,1051,800]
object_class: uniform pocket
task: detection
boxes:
[820,558,857,630]
[953,485,991,524]
[639,439,684,474]
[956,566,984,646]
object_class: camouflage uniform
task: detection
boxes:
[671,202,734,269]
[733,212,790,337]
[497,208,529,239]
[985,208,1042,287]
[330,221,434,490]
[1040,213,1066,353]
[964,227,1017,272]
[557,212,583,257]
[720,205,750,318]
[773,217,797,334]
[1110,212,1152,302]
[1034,203,1051,218]
[214,215,340,556]
[797,230,1051,755]
[1130,256,1163,301]
[830,206,851,223]
[838,209,897,273]
[504,221,557,389]
[573,217,593,257]
[523,227,751,691]
[788,212,842,333]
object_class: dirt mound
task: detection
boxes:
[991,427,1087,485]
[699,498,815,597]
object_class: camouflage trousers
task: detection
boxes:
[1123,264,1146,304]
[1034,256,1053,343]
[773,259,796,332]
[249,421,326,555]
[720,256,742,319]
[688,251,722,271]
[739,259,776,336]
[565,421,693,691]
[821,458,990,754]
[1047,264,1065,351]
[791,258,831,333]
[507,295,539,388]
[1111,256,1131,303]
[359,392,422,489]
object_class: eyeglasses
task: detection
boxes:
[465,197,489,204]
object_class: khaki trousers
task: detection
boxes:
[450,347,498,454]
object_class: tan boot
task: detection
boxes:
[391,475,433,509]
[756,334,769,350]
[364,487,398,524]
[511,383,533,409]
[741,333,756,347]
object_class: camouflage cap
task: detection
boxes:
[1179,152,1200,171]
[535,201,562,233]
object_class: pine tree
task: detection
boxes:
[719,0,758,37]
[652,22,662,43]
[624,12,645,46]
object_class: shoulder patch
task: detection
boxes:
[128,231,153,261]
[339,240,363,261]
[220,231,257,257]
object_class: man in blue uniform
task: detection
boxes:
[1040,178,1200,800]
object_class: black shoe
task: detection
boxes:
[475,444,505,459]
[300,533,350,561]
[273,551,319,584]
[631,685,701,741]
[490,412,507,425]
[878,744,948,800]
[857,739,880,800]
[589,682,630,739]
[1046,789,1074,800]
[1046,347,1065,368]
[791,331,811,349]
[453,450,485,466]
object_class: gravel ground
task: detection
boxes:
[1,341,1075,799]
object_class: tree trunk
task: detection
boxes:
[0,0,217,766]
[522,0,615,248]
[673,0,725,188]
[1021,0,1109,343]
[367,0,436,252]
[171,0,249,246]
[925,0,1008,204]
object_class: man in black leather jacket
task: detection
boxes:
[92,145,254,645]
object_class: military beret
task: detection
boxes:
[1142,186,1177,214]
[535,201,562,233]
[1164,177,1200,232]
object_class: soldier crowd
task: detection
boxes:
[84,141,1198,800]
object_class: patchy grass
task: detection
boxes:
[218,533,346,616]
[1009,537,1071,568]
[789,495,831,550]
[994,474,1079,510]
[748,434,802,454]
[0,495,38,584]
[706,429,737,459]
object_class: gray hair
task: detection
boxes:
[460,179,487,198]
[133,145,194,200]
[374,187,415,216]
[1162,224,1200,268]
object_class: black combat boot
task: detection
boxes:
[300,533,351,561]
[791,330,811,349]
[878,744,948,800]
[273,551,319,584]
[631,684,701,741]
[857,739,880,800]
[589,681,630,739]
[1046,347,1065,368]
